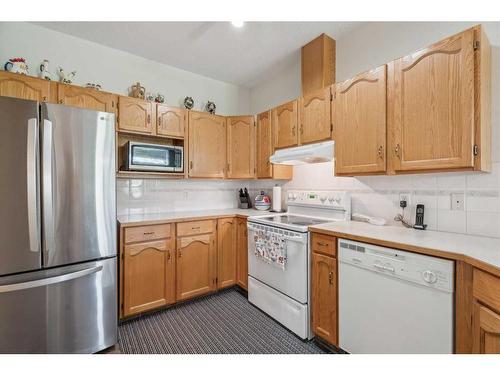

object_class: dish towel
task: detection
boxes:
[253,228,287,270]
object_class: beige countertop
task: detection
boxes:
[310,221,500,277]
[117,208,272,227]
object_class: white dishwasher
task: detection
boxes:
[338,239,454,354]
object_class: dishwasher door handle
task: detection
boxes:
[373,263,395,273]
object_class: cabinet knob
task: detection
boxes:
[328,271,334,285]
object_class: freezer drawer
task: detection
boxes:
[0,257,117,353]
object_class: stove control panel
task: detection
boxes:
[286,190,351,211]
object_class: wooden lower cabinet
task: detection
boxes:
[473,302,500,353]
[217,218,237,289]
[236,218,248,290]
[122,237,175,317]
[176,226,217,301]
[311,251,337,345]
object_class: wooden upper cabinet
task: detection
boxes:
[256,110,293,180]
[301,33,336,96]
[273,100,298,149]
[217,218,237,289]
[0,71,52,102]
[117,96,154,134]
[311,252,337,346]
[256,110,273,178]
[157,105,186,138]
[188,111,226,178]
[388,27,478,173]
[299,86,332,144]
[176,232,217,301]
[227,115,256,179]
[473,303,500,354]
[333,65,387,175]
[122,238,175,317]
[236,218,248,291]
[57,84,117,114]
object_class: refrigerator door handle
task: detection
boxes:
[42,119,55,255]
[27,118,39,253]
[0,265,103,293]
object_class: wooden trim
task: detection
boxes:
[456,261,474,353]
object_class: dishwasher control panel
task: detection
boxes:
[338,239,454,293]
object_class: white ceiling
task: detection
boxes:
[33,22,364,88]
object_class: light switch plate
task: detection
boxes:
[451,193,465,211]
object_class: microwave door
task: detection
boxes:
[129,143,176,172]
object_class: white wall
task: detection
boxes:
[249,22,500,238]
[0,22,250,115]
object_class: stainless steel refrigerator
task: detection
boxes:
[0,96,117,353]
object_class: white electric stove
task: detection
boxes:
[247,190,351,340]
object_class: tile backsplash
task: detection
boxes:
[117,179,251,216]
[262,161,500,239]
[117,161,500,239]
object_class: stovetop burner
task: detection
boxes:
[264,215,331,226]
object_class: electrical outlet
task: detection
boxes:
[451,193,465,211]
[399,193,411,207]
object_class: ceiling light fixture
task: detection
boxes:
[231,21,244,28]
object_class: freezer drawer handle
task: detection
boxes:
[0,265,103,293]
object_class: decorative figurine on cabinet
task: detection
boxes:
[183,96,194,109]
[205,101,216,114]
[146,93,155,101]
[154,93,165,103]
[4,58,29,74]
[85,83,102,91]
[39,59,52,80]
[130,82,145,99]
[58,67,76,84]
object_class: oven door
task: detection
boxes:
[128,142,179,172]
[247,222,309,303]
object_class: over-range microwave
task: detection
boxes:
[123,141,183,173]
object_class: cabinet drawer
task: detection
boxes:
[473,269,500,313]
[177,220,215,237]
[311,233,336,257]
[124,224,172,244]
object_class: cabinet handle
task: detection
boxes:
[158,117,161,126]
[191,226,200,230]
[395,144,401,158]
[58,99,63,104]
[147,114,151,124]
[167,250,171,261]
[316,242,329,247]
[190,161,193,170]
[300,124,304,135]
[178,250,182,258]
[328,271,334,285]
[42,96,47,102]
[143,231,154,235]
[292,126,296,136]
[378,145,384,159]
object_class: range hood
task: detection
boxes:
[270,140,334,165]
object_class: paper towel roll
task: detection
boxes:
[272,185,282,212]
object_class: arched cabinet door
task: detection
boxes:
[273,99,298,149]
[226,116,256,179]
[188,111,226,178]
[299,86,332,145]
[217,218,236,289]
[388,28,475,172]
[0,71,52,102]
[157,105,186,138]
[176,233,216,300]
[333,65,387,175]
[123,239,175,317]
[57,84,117,114]
[117,96,154,134]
